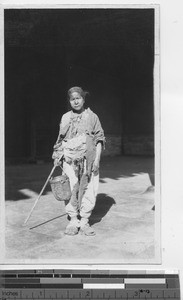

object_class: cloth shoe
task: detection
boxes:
[64,217,80,235]
[80,218,95,236]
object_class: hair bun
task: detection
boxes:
[67,86,89,100]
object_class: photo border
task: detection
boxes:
[0,2,161,266]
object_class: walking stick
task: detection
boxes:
[24,155,63,225]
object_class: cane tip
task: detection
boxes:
[22,220,28,226]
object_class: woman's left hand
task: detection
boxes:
[93,142,102,175]
[92,158,100,175]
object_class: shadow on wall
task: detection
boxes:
[5,155,154,201]
[100,155,154,185]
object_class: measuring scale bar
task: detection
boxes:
[0,270,181,300]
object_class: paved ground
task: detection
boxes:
[5,155,158,264]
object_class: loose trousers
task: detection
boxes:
[63,161,99,220]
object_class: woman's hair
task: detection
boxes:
[67,86,89,100]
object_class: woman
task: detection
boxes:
[52,86,105,236]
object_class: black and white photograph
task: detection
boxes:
[1,4,160,264]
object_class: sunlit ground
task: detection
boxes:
[4,155,159,264]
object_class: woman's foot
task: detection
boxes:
[64,218,80,235]
[80,223,96,236]
[80,218,96,236]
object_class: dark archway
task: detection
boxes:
[5,8,154,163]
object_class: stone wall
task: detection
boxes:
[103,135,122,156]
[123,135,154,156]
[102,134,154,157]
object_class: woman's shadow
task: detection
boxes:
[90,193,116,226]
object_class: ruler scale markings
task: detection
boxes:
[115,289,128,298]
[22,289,33,299]
[0,271,181,300]
[33,290,45,299]
[125,284,167,289]
[130,288,152,299]
[174,288,181,298]
[102,289,115,299]
[151,289,164,298]
[80,289,92,299]
[139,291,152,299]
[56,289,68,299]
[69,289,84,299]
[164,289,177,298]
[139,292,150,299]
[127,289,141,299]
[92,289,105,299]
[45,289,57,298]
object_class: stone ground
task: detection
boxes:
[5,155,158,264]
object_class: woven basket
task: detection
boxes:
[49,174,71,201]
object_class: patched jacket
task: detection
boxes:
[52,108,105,160]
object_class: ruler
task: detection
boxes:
[0,270,181,299]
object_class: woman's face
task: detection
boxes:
[69,92,85,112]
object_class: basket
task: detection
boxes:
[49,174,71,201]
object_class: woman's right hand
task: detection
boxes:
[54,158,61,166]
